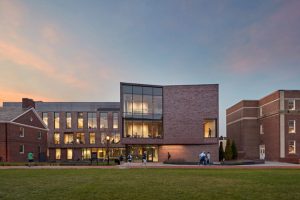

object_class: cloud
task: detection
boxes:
[225,1,300,74]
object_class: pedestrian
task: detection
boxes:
[127,153,132,163]
[207,152,211,165]
[200,151,206,165]
[27,152,34,167]
[142,151,147,166]
[168,152,171,160]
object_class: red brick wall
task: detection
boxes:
[13,109,45,129]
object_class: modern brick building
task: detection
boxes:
[227,90,300,163]
[0,99,48,162]
[3,82,219,163]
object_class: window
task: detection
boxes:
[19,144,24,154]
[19,127,24,137]
[42,112,48,126]
[88,112,97,129]
[288,120,296,133]
[112,132,120,144]
[77,112,84,129]
[288,141,296,154]
[89,133,96,144]
[101,133,107,144]
[38,131,42,139]
[64,133,74,144]
[54,133,60,144]
[113,113,119,129]
[75,133,85,144]
[67,149,73,160]
[260,124,264,134]
[259,107,263,117]
[54,112,60,129]
[100,113,108,128]
[55,149,61,160]
[203,119,217,138]
[66,112,72,129]
[288,100,296,110]
[82,148,91,159]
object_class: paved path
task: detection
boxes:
[1,161,300,169]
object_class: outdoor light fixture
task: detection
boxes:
[106,135,110,165]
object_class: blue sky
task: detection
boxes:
[0,0,300,135]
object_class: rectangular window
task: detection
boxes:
[55,149,61,160]
[260,124,264,134]
[54,133,60,144]
[66,112,72,129]
[82,148,91,160]
[288,100,296,110]
[67,149,73,160]
[75,133,85,144]
[101,133,107,144]
[42,112,48,126]
[203,119,217,138]
[89,132,96,144]
[259,107,263,117]
[288,140,296,154]
[19,127,24,137]
[64,133,74,144]
[19,144,24,154]
[112,132,121,144]
[100,113,108,128]
[113,113,119,129]
[54,112,60,129]
[38,131,42,139]
[77,112,84,129]
[288,120,296,133]
[88,112,97,129]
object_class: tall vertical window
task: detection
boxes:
[37,131,42,139]
[100,113,108,128]
[288,100,296,110]
[113,113,119,129]
[89,133,96,144]
[66,112,72,129]
[289,141,296,154]
[101,133,107,144]
[112,132,120,144]
[64,133,74,144]
[75,133,85,144]
[260,124,264,134]
[67,149,73,160]
[19,144,24,154]
[54,112,60,129]
[19,127,24,137]
[288,120,296,133]
[77,112,84,129]
[54,133,60,144]
[88,112,97,129]
[55,149,61,160]
[42,112,48,126]
[259,107,263,117]
[203,119,217,138]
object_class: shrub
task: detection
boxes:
[231,140,238,160]
[219,142,225,161]
[224,139,233,160]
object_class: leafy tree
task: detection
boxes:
[224,139,233,160]
[231,140,238,160]
[219,141,225,161]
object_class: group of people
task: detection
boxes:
[121,151,147,166]
[199,151,211,165]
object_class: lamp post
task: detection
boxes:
[106,135,110,165]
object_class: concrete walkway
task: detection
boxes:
[0,161,299,169]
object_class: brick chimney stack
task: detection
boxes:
[22,98,35,109]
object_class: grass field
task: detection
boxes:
[1,168,300,200]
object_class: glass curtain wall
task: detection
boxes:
[122,84,163,138]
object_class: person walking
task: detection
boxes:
[142,151,147,166]
[27,152,34,167]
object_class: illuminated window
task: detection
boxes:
[112,132,120,144]
[66,112,72,129]
[54,112,60,129]
[77,112,84,129]
[101,133,107,144]
[19,144,24,154]
[88,112,97,129]
[113,113,119,129]
[203,119,217,138]
[54,133,60,144]
[19,127,24,137]
[288,100,296,110]
[75,133,85,144]
[288,120,296,133]
[89,133,96,144]
[82,148,91,159]
[67,149,73,160]
[42,112,48,126]
[100,113,108,128]
[64,133,74,144]
[289,141,296,154]
[55,149,61,159]
[260,124,264,134]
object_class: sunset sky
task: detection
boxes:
[0,0,299,135]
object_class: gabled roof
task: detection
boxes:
[0,107,26,121]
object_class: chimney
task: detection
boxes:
[22,98,35,109]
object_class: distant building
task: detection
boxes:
[0,98,48,162]
[227,90,300,163]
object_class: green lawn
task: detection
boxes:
[1,168,300,200]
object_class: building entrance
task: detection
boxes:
[127,145,158,162]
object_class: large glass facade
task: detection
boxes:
[113,113,119,129]
[122,84,163,138]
